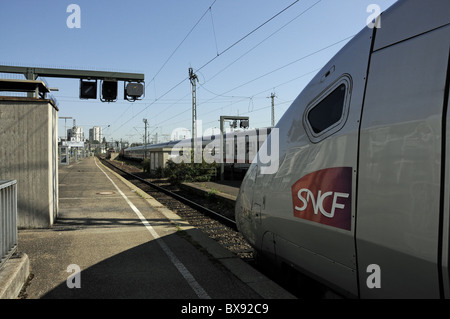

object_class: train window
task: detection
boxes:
[308,84,346,133]
[304,75,351,142]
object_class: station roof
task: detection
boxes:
[0,79,50,94]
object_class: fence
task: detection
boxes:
[0,180,18,269]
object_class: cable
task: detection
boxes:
[209,6,220,56]
[146,0,218,88]
[198,81,250,100]
[195,0,301,73]
[154,67,319,130]
[223,35,353,94]
[187,1,323,105]
[197,35,353,109]
[113,3,350,138]
[204,0,321,84]
[112,0,303,135]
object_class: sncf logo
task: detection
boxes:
[291,167,352,231]
[295,189,349,218]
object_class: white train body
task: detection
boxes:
[235,0,450,298]
[122,128,271,174]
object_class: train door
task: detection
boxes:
[357,20,450,297]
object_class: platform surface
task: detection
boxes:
[17,157,294,300]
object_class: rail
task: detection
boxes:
[0,180,18,269]
[99,158,237,230]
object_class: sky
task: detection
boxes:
[0,0,398,144]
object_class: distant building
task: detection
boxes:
[89,126,101,142]
[67,125,84,142]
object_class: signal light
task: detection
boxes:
[79,79,144,102]
[240,120,249,128]
[101,80,118,102]
[124,81,144,101]
[79,80,97,99]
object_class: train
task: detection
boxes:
[235,0,450,298]
[121,128,272,176]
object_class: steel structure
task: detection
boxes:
[0,65,144,100]
[0,65,144,81]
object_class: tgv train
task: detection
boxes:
[235,0,450,298]
[122,139,180,160]
[122,128,271,173]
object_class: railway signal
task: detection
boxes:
[0,65,145,102]
[79,79,97,99]
[240,119,249,128]
[124,81,145,101]
[101,80,118,102]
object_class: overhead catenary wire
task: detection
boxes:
[146,0,218,89]
[153,67,320,130]
[209,6,220,56]
[196,35,353,109]
[130,33,353,136]
[195,0,302,73]
[204,0,322,84]
[113,76,189,133]
[113,2,362,144]
[113,33,353,140]
[111,0,304,137]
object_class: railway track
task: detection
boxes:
[99,157,254,261]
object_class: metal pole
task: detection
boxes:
[25,68,37,98]
[143,119,148,160]
[0,65,144,81]
[270,93,276,127]
[189,68,199,161]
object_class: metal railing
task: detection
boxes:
[0,180,18,269]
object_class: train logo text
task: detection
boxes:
[294,189,349,219]
[291,167,352,230]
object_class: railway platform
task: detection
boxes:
[180,180,240,208]
[17,156,294,300]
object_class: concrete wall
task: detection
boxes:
[149,148,171,171]
[0,97,58,228]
